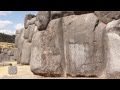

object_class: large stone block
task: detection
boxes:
[21,40,31,65]
[17,28,25,64]
[26,17,36,28]
[30,18,64,76]
[24,29,29,39]
[104,19,120,78]
[36,11,50,31]
[62,13,106,77]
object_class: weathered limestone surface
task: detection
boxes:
[62,14,106,76]
[36,11,50,31]
[104,19,120,78]
[15,29,22,48]
[24,14,36,29]
[21,40,31,65]
[27,24,37,42]
[17,28,25,64]
[30,18,64,76]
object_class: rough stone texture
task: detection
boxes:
[51,11,74,20]
[62,13,106,77]
[104,19,120,78]
[24,14,36,29]
[27,24,37,42]
[2,48,9,54]
[30,18,64,76]
[17,28,25,64]
[94,11,120,24]
[36,11,50,31]
[26,17,36,27]
[8,66,17,75]
[15,31,22,48]
[21,40,31,65]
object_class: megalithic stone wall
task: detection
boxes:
[14,11,120,78]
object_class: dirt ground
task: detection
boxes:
[0,61,106,79]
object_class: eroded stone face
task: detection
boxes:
[62,13,106,76]
[24,14,36,29]
[104,20,120,78]
[36,11,50,31]
[17,28,25,64]
[21,40,31,65]
[30,18,64,76]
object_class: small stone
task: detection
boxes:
[8,66,17,75]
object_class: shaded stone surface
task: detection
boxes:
[51,11,74,20]
[21,40,31,65]
[36,11,50,31]
[24,14,36,29]
[27,24,37,42]
[94,11,120,24]
[74,11,94,15]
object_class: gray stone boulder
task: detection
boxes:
[62,13,106,77]
[15,30,22,48]
[24,14,36,29]
[21,40,31,65]
[17,28,25,64]
[104,19,120,78]
[26,17,36,27]
[36,11,50,31]
[94,11,120,24]
[51,11,74,19]
[8,66,17,75]
[30,18,64,77]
